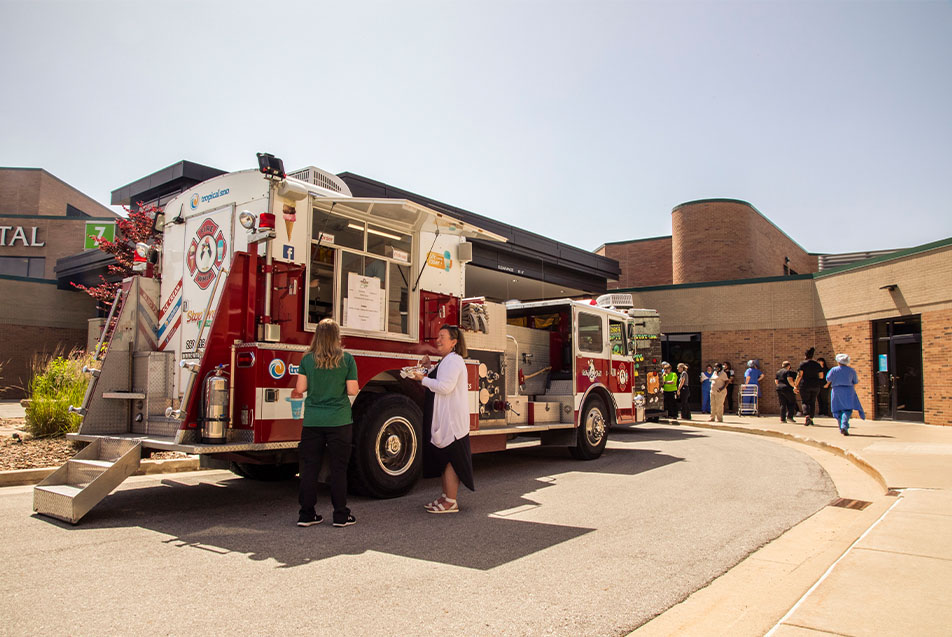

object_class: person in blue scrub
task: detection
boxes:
[699,364,713,414]
[825,353,865,436]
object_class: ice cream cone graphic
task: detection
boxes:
[282,203,297,238]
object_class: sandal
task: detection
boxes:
[424,493,446,510]
[426,496,458,514]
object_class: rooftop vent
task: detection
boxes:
[287,166,352,197]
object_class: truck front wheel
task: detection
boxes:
[570,395,609,460]
[350,394,423,498]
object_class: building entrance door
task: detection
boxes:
[873,316,923,422]
[661,333,702,412]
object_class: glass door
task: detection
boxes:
[873,316,923,422]
[661,333,702,411]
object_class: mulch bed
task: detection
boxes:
[0,417,187,471]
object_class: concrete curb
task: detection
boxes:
[671,420,889,492]
[0,456,201,488]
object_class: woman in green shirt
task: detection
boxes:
[292,319,359,528]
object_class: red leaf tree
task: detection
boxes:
[72,202,163,311]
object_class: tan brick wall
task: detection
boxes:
[671,200,817,284]
[1,168,118,279]
[627,277,819,333]
[0,324,88,398]
[597,237,673,288]
[816,245,952,324]
[0,278,99,328]
[0,168,114,218]
[921,308,952,426]
[826,320,875,420]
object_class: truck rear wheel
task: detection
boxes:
[570,395,609,460]
[350,393,422,498]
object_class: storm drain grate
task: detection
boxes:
[829,498,872,510]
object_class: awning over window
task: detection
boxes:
[310,197,508,244]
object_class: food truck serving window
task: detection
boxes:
[307,205,412,336]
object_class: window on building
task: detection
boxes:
[66,204,90,218]
[0,256,45,278]
[306,206,414,336]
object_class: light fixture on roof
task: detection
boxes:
[880,284,898,291]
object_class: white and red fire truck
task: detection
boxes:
[33,155,662,523]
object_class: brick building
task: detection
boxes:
[0,168,119,397]
[597,198,951,426]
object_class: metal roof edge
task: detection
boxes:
[614,273,815,293]
[814,236,952,278]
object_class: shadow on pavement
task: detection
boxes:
[33,446,684,570]
[609,425,709,443]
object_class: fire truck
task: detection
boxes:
[34,155,663,523]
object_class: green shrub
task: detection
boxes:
[25,350,92,438]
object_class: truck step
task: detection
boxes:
[34,484,83,498]
[33,438,141,524]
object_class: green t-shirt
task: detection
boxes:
[662,371,678,392]
[297,351,358,427]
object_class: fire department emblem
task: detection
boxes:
[187,218,227,290]
[617,366,628,388]
[582,359,602,383]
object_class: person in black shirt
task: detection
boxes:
[794,347,825,426]
[775,361,798,423]
[723,361,736,414]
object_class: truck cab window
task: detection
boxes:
[577,312,603,353]
[609,320,627,356]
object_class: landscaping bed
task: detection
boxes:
[0,417,187,471]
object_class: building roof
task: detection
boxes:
[110,160,226,206]
[337,172,620,282]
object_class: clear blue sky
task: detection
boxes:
[2,0,950,254]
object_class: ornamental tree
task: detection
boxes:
[73,202,163,312]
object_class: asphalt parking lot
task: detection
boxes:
[1,425,836,636]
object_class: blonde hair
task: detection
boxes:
[309,318,344,369]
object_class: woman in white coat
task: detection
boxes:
[410,325,474,513]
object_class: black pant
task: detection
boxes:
[777,389,798,421]
[818,386,832,416]
[298,424,352,523]
[725,384,735,413]
[678,390,692,420]
[664,391,678,418]
[799,386,821,419]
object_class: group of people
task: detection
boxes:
[664,351,864,434]
[292,319,474,528]
[775,347,864,435]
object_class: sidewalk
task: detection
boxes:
[636,413,952,636]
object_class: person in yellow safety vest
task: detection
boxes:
[661,362,679,419]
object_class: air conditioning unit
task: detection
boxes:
[287,166,352,197]
[596,293,634,309]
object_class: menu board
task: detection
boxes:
[344,272,384,331]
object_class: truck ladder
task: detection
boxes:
[33,438,141,524]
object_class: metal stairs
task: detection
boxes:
[33,438,142,524]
